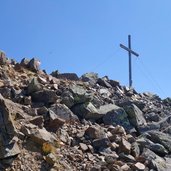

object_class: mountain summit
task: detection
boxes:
[0,51,171,171]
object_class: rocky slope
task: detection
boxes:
[0,51,171,170]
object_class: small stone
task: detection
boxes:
[133,162,145,171]
[110,142,119,150]
[79,143,88,151]
[23,96,32,105]
[92,138,110,150]
[121,164,131,171]
[45,153,56,165]
[119,138,131,154]
[29,116,44,128]
[131,142,140,158]
[87,145,94,153]
[110,164,121,171]
[52,84,58,90]
[87,153,95,161]
[110,125,126,136]
[119,153,136,163]
[37,76,47,84]
[85,125,106,140]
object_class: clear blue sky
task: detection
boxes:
[0,1,171,99]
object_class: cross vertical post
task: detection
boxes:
[128,35,132,88]
[120,35,139,89]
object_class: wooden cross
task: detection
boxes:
[120,35,139,88]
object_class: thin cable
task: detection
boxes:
[140,59,167,97]
[136,58,167,97]
[90,47,120,71]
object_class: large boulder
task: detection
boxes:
[28,58,40,72]
[72,103,132,130]
[81,72,98,85]
[49,103,78,123]
[140,148,168,171]
[124,104,147,131]
[0,50,8,65]
[46,103,79,131]
[71,102,102,120]
[27,77,42,94]
[97,76,112,88]
[56,73,79,81]
[145,131,171,153]
[102,104,132,130]
[61,84,92,108]
[31,89,58,104]
[0,94,21,159]
[46,110,65,132]
[21,123,56,145]
[85,125,106,140]
[136,136,168,155]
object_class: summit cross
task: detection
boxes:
[120,35,139,88]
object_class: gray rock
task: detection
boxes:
[0,51,7,65]
[119,153,136,163]
[79,143,88,151]
[29,116,44,128]
[163,126,171,135]
[20,58,30,66]
[108,80,120,87]
[81,72,98,84]
[61,84,92,108]
[61,90,75,108]
[146,131,171,153]
[119,138,131,154]
[59,129,71,144]
[56,73,79,81]
[72,102,103,120]
[92,138,110,150]
[136,136,168,155]
[145,112,160,122]
[85,125,106,140]
[0,94,21,159]
[31,89,58,104]
[49,103,78,123]
[124,104,147,131]
[28,58,40,72]
[102,104,132,130]
[138,122,160,133]
[50,70,60,77]
[37,106,49,116]
[140,148,167,171]
[99,88,111,98]
[0,87,12,99]
[27,77,42,94]
[132,162,145,171]
[104,152,119,164]
[46,110,65,132]
[21,123,57,145]
[131,142,140,158]
[97,77,112,88]
[23,96,32,105]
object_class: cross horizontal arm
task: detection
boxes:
[120,44,139,57]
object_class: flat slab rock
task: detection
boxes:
[0,94,22,159]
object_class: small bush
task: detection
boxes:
[42,142,54,155]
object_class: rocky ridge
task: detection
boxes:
[0,50,171,170]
